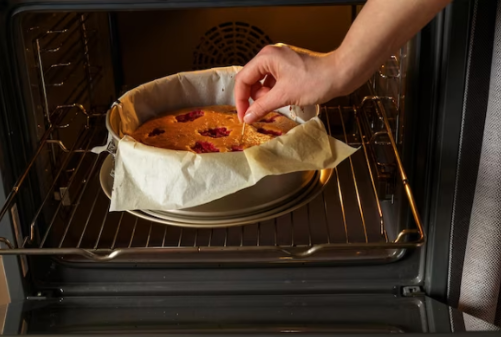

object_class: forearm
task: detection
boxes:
[326,0,451,95]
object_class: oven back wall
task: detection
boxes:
[116,6,351,88]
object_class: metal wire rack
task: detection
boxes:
[0,99,424,263]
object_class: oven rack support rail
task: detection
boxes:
[0,97,425,262]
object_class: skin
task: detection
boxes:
[235,0,452,124]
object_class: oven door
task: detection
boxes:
[0,294,499,335]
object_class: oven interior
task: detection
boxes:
[0,5,423,267]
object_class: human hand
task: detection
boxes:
[234,0,451,124]
[234,44,349,124]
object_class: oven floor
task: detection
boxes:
[8,294,426,334]
[3,294,498,334]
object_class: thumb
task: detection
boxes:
[243,87,286,124]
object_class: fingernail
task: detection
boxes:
[243,111,255,123]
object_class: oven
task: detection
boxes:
[0,0,500,335]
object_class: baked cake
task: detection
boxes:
[130,105,299,153]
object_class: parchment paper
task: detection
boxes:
[108,66,358,211]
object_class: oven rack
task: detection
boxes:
[0,98,424,263]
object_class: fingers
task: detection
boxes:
[243,86,286,123]
[263,74,276,88]
[242,79,275,119]
[234,80,251,123]
[250,82,263,100]
[235,56,270,122]
[235,46,281,122]
[235,45,291,123]
[252,85,271,101]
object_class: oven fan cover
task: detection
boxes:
[193,22,273,70]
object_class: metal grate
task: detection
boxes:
[0,100,424,263]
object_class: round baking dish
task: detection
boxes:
[104,102,322,219]
[100,154,333,228]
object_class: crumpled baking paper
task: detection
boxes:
[108,66,358,211]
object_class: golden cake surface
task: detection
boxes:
[130,105,299,153]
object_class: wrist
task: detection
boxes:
[321,49,356,98]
